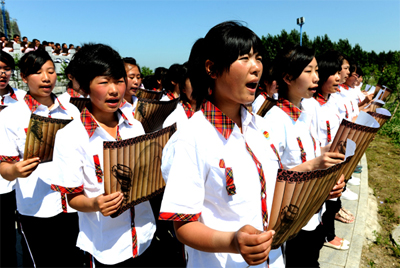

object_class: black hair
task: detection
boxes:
[69,44,74,49]
[123,57,141,74]
[0,51,15,69]
[188,20,264,107]
[67,43,126,94]
[163,63,188,94]
[316,50,341,87]
[314,50,341,97]
[42,41,48,46]
[274,44,315,99]
[142,74,158,90]
[22,36,27,40]
[13,34,19,39]
[19,50,54,78]
[55,43,60,48]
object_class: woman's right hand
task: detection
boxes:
[234,225,275,266]
[310,152,345,170]
[94,192,124,217]
[14,157,41,178]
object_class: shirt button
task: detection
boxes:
[264,222,267,226]
[262,193,266,199]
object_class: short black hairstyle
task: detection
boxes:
[13,34,20,39]
[163,63,188,94]
[123,57,141,74]
[274,44,315,99]
[316,50,341,86]
[0,51,15,69]
[67,43,126,94]
[19,50,54,78]
[188,20,264,106]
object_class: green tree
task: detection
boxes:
[141,66,154,77]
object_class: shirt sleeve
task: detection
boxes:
[159,132,206,222]
[0,111,22,162]
[50,120,86,194]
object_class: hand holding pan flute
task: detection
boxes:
[0,157,40,181]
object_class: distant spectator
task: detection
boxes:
[0,33,7,48]
[24,42,36,53]
[68,44,75,54]
[75,46,81,51]
[3,41,13,52]
[22,36,28,43]
[32,39,40,50]
[12,34,20,44]
[61,43,69,55]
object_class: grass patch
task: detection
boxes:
[361,134,400,267]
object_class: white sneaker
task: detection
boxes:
[347,177,360,186]
[342,188,358,200]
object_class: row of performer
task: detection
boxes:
[0,20,393,267]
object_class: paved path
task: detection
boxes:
[319,154,368,268]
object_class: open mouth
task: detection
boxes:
[246,82,258,90]
[106,98,119,103]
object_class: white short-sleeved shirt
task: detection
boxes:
[331,84,359,120]
[263,98,322,231]
[0,93,81,216]
[159,101,284,268]
[162,101,194,129]
[0,86,26,194]
[120,96,138,118]
[302,94,342,147]
[50,107,156,265]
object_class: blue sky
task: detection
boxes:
[4,0,400,70]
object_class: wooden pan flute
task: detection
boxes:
[134,97,180,133]
[268,155,352,249]
[256,96,277,117]
[368,100,385,113]
[378,86,393,102]
[23,114,72,163]
[136,88,163,100]
[70,97,91,112]
[329,113,380,182]
[367,108,392,127]
[103,124,177,218]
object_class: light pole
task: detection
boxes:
[296,17,305,46]
[1,0,7,37]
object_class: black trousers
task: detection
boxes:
[0,190,17,267]
[19,212,84,267]
[285,223,325,268]
[322,198,342,242]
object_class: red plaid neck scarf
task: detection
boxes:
[67,88,81,97]
[1,86,18,104]
[80,107,99,138]
[340,84,349,90]
[80,108,132,138]
[326,121,331,142]
[181,101,195,119]
[24,92,66,113]
[277,98,302,122]
[201,101,235,140]
[314,93,327,106]
[296,137,307,163]
[245,142,269,231]
[166,92,176,100]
